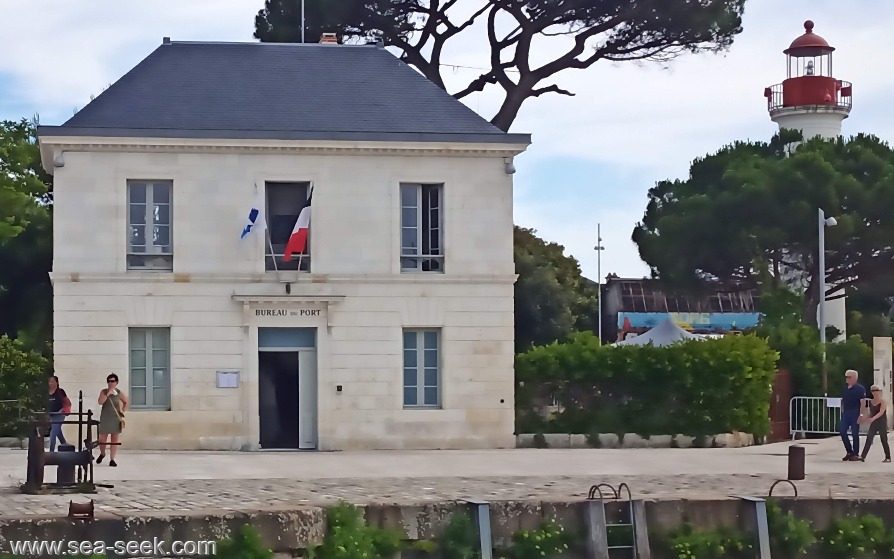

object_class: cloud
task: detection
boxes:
[0,0,260,114]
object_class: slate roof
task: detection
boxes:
[38,40,531,145]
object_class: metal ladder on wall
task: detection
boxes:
[586,483,650,559]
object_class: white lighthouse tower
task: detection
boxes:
[764,20,851,341]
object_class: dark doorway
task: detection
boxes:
[258,351,300,449]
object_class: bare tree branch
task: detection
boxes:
[530,84,575,98]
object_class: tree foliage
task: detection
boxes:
[254,0,746,131]
[0,335,50,437]
[0,119,53,351]
[633,132,894,325]
[0,119,49,243]
[515,331,778,437]
[514,226,596,352]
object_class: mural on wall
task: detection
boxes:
[618,312,761,333]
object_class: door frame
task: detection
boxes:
[256,328,319,450]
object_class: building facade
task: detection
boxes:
[602,277,761,342]
[39,39,530,451]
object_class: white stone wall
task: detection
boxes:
[52,147,518,450]
[771,109,848,143]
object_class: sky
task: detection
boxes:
[2,0,893,281]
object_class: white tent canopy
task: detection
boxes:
[612,318,705,347]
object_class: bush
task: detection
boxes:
[307,502,403,559]
[751,319,822,397]
[765,499,816,557]
[215,525,274,559]
[0,335,50,437]
[515,332,778,438]
[828,335,873,385]
[666,523,752,559]
[820,514,886,559]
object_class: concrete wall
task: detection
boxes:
[3,497,892,558]
[51,148,518,450]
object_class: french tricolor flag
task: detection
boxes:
[283,188,312,262]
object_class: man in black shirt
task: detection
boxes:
[839,369,866,461]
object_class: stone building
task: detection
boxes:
[38,38,530,450]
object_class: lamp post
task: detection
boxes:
[818,207,837,395]
[594,223,605,343]
[301,0,306,43]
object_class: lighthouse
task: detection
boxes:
[764,20,853,140]
[764,20,850,342]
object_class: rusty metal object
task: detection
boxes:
[22,390,105,494]
[768,479,799,498]
[587,482,632,501]
[68,500,95,519]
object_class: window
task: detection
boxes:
[129,328,171,410]
[266,182,311,272]
[402,329,440,408]
[400,183,444,272]
[127,181,173,270]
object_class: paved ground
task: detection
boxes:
[0,438,891,518]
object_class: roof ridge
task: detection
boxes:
[165,39,381,48]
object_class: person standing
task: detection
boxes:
[47,376,71,452]
[97,373,128,467]
[859,385,891,463]
[840,369,866,461]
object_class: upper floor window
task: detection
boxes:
[266,182,311,272]
[127,180,173,271]
[400,183,443,273]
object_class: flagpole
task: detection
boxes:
[265,228,279,274]
[255,182,279,275]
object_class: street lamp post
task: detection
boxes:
[301,0,306,43]
[818,208,837,395]
[594,223,605,343]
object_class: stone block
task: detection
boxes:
[0,437,22,448]
[621,434,648,448]
[598,433,620,448]
[570,434,589,448]
[544,434,571,448]
[516,434,535,448]
[714,432,755,448]
[674,434,695,448]
[648,435,673,448]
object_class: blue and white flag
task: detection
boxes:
[241,192,265,239]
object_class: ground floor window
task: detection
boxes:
[403,329,440,408]
[129,327,171,410]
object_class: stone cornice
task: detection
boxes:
[38,135,529,172]
[48,271,519,285]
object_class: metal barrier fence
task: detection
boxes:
[789,396,869,439]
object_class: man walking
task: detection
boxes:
[840,369,866,461]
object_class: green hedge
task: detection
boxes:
[516,332,778,438]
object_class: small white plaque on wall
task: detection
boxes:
[216,371,240,388]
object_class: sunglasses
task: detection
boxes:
[107,379,118,384]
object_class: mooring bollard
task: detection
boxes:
[788,444,805,480]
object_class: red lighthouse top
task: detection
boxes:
[784,20,835,56]
[763,20,852,116]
